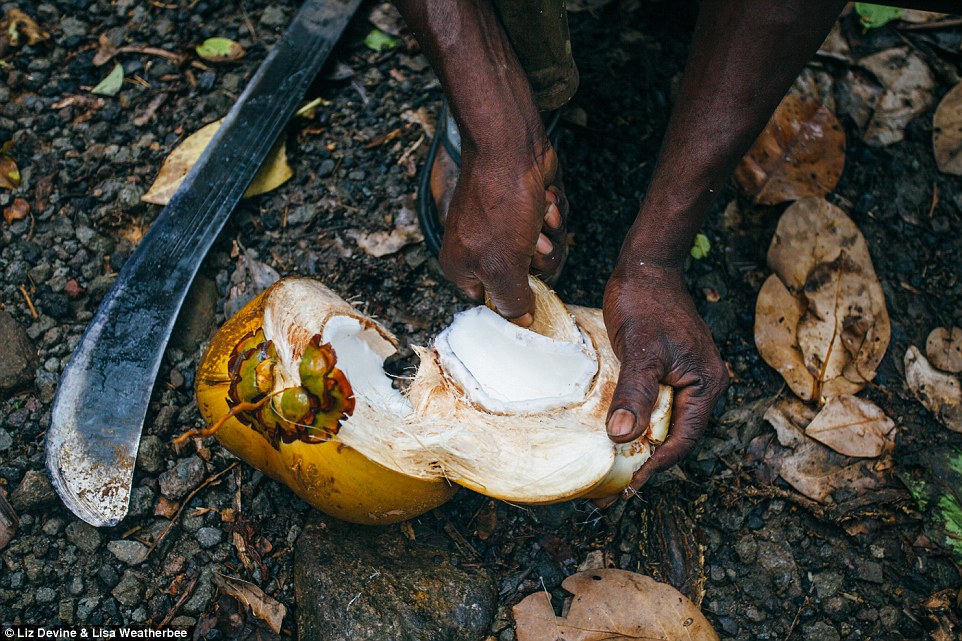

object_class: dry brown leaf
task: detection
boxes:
[513,569,718,641]
[841,48,935,147]
[763,397,889,503]
[816,22,851,63]
[905,346,962,433]
[347,203,423,257]
[804,394,895,458]
[756,275,818,401]
[2,198,29,225]
[926,327,962,374]
[141,119,291,205]
[213,573,286,634]
[734,95,845,205]
[755,198,890,402]
[933,82,962,176]
[2,8,50,47]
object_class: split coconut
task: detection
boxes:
[195,277,671,524]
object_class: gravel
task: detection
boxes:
[107,540,149,565]
[158,456,205,499]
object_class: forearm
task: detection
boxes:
[625,0,847,266]
[392,0,544,160]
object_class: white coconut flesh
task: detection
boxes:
[260,278,669,503]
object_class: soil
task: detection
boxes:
[1,1,961,639]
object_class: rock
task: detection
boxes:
[260,5,287,27]
[812,569,843,599]
[159,456,205,499]
[137,435,164,474]
[295,515,496,641]
[195,526,223,548]
[169,273,218,353]
[10,469,56,511]
[0,311,38,391]
[0,429,12,451]
[97,564,120,589]
[107,539,149,565]
[756,541,802,598]
[183,566,215,615]
[802,621,840,641]
[36,587,57,603]
[855,559,884,584]
[112,570,145,607]
[287,204,318,226]
[66,520,102,554]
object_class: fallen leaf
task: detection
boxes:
[790,67,837,111]
[905,346,962,433]
[3,198,29,224]
[347,204,423,257]
[513,569,718,641]
[224,243,281,319]
[690,233,711,259]
[855,3,903,29]
[927,327,962,374]
[0,141,21,191]
[213,573,286,634]
[368,2,404,36]
[196,37,246,62]
[899,10,949,24]
[400,106,435,138]
[805,394,895,457]
[755,198,890,402]
[816,22,851,63]
[142,119,292,205]
[91,62,124,97]
[933,81,962,176]
[734,95,845,205]
[1,8,49,47]
[839,48,935,147]
[364,28,397,52]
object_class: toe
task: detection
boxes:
[536,233,553,255]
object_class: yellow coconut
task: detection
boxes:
[195,277,671,524]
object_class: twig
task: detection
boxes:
[17,285,38,320]
[156,573,199,628]
[148,463,238,556]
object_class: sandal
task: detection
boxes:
[416,100,564,258]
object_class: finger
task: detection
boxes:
[628,370,727,489]
[606,356,668,444]
[482,259,535,322]
[438,246,484,303]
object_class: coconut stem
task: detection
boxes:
[172,392,278,445]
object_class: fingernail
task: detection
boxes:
[510,312,533,327]
[544,203,562,229]
[545,189,557,206]
[607,409,636,439]
[536,233,553,255]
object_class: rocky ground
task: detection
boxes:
[1,1,961,639]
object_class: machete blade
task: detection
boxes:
[46,0,362,527]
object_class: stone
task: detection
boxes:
[802,621,840,641]
[10,469,56,511]
[811,569,844,599]
[734,534,757,564]
[36,587,57,603]
[260,5,287,27]
[295,515,496,641]
[107,540,149,565]
[112,570,144,607]
[137,435,164,474]
[756,540,802,597]
[66,520,102,554]
[159,456,205,499]
[195,526,223,549]
[854,559,884,584]
[0,311,38,391]
[0,429,12,451]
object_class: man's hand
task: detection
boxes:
[602,258,728,492]
[440,142,567,321]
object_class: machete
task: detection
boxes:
[46,0,362,527]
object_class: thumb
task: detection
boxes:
[606,356,666,444]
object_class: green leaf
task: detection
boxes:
[196,37,246,62]
[938,494,962,559]
[854,3,904,29]
[91,62,124,97]
[364,28,398,52]
[690,233,711,260]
